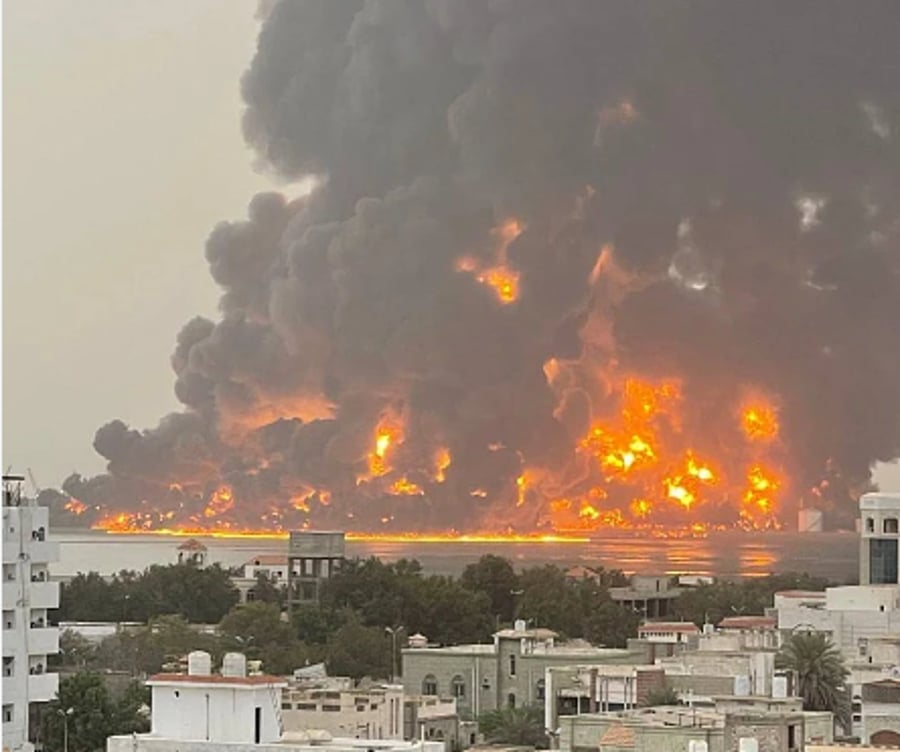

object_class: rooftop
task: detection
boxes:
[177,538,207,552]
[717,616,777,630]
[495,627,558,640]
[148,673,286,687]
[775,590,826,599]
[246,554,289,566]
[638,622,700,634]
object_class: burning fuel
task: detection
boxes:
[61,1,900,536]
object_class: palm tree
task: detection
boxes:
[776,631,850,730]
[479,705,547,748]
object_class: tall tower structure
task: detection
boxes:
[286,531,345,612]
[859,492,900,585]
[2,475,61,752]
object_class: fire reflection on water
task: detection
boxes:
[51,530,858,581]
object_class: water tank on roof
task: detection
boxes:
[688,742,709,752]
[187,650,212,676]
[222,652,247,678]
[738,739,759,752]
[514,619,527,632]
[408,633,428,649]
[734,675,751,697]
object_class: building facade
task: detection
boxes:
[401,623,652,717]
[2,476,60,752]
[859,492,900,585]
[287,531,345,610]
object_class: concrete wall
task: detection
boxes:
[108,736,446,752]
[150,683,282,744]
[560,714,725,752]
[282,686,403,740]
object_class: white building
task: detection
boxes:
[281,675,404,740]
[860,492,900,585]
[2,476,60,752]
[107,651,444,752]
[244,555,289,582]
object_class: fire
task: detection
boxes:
[203,486,234,519]
[363,418,403,481]
[456,218,523,304]
[433,448,451,483]
[741,395,780,442]
[64,498,88,515]
[388,477,424,496]
[741,463,781,527]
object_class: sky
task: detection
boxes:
[3,0,276,488]
[3,0,900,498]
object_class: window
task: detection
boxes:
[885,518,899,534]
[481,677,491,690]
[282,702,293,710]
[296,703,316,710]
[508,653,516,677]
[323,705,341,712]
[422,675,438,696]
[3,705,12,723]
[2,657,13,677]
[3,611,13,630]
[866,518,875,532]
[3,565,14,582]
[507,693,516,709]
[788,724,797,750]
[536,679,546,701]
[870,539,899,584]
[451,676,466,699]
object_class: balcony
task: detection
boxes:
[28,581,59,609]
[28,671,58,702]
[28,627,58,656]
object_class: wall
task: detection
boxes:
[282,686,402,740]
[150,683,282,744]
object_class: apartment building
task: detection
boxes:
[2,475,60,752]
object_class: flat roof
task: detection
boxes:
[638,622,700,633]
[148,673,286,687]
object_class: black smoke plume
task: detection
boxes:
[64,0,900,532]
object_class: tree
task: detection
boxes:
[326,616,392,680]
[479,706,547,748]
[219,601,315,675]
[43,673,117,752]
[250,572,285,607]
[113,680,151,735]
[644,686,680,706]
[776,631,850,729]
[57,629,97,669]
[460,555,520,624]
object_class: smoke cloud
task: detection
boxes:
[65,0,900,532]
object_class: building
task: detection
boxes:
[859,492,900,585]
[557,700,832,752]
[609,575,682,619]
[246,554,289,582]
[403,695,466,751]
[287,531,345,610]
[543,664,666,733]
[637,621,700,646]
[107,651,444,752]
[176,539,208,567]
[281,675,404,741]
[402,621,653,717]
[859,678,900,745]
[2,475,60,752]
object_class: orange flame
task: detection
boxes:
[65,498,88,516]
[433,447,452,483]
[203,486,234,519]
[456,218,523,304]
[388,477,424,496]
[741,396,780,442]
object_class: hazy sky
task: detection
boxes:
[3,0,276,487]
[3,0,900,496]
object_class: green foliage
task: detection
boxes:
[250,572,285,607]
[57,564,239,624]
[43,673,149,752]
[219,601,319,675]
[776,631,850,728]
[479,705,547,748]
[326,616,392,680]
[672,573,834,626]
[461,555,520,623]
[516,565,636,647]
[291,604,349,644]
[643,686,680,706]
